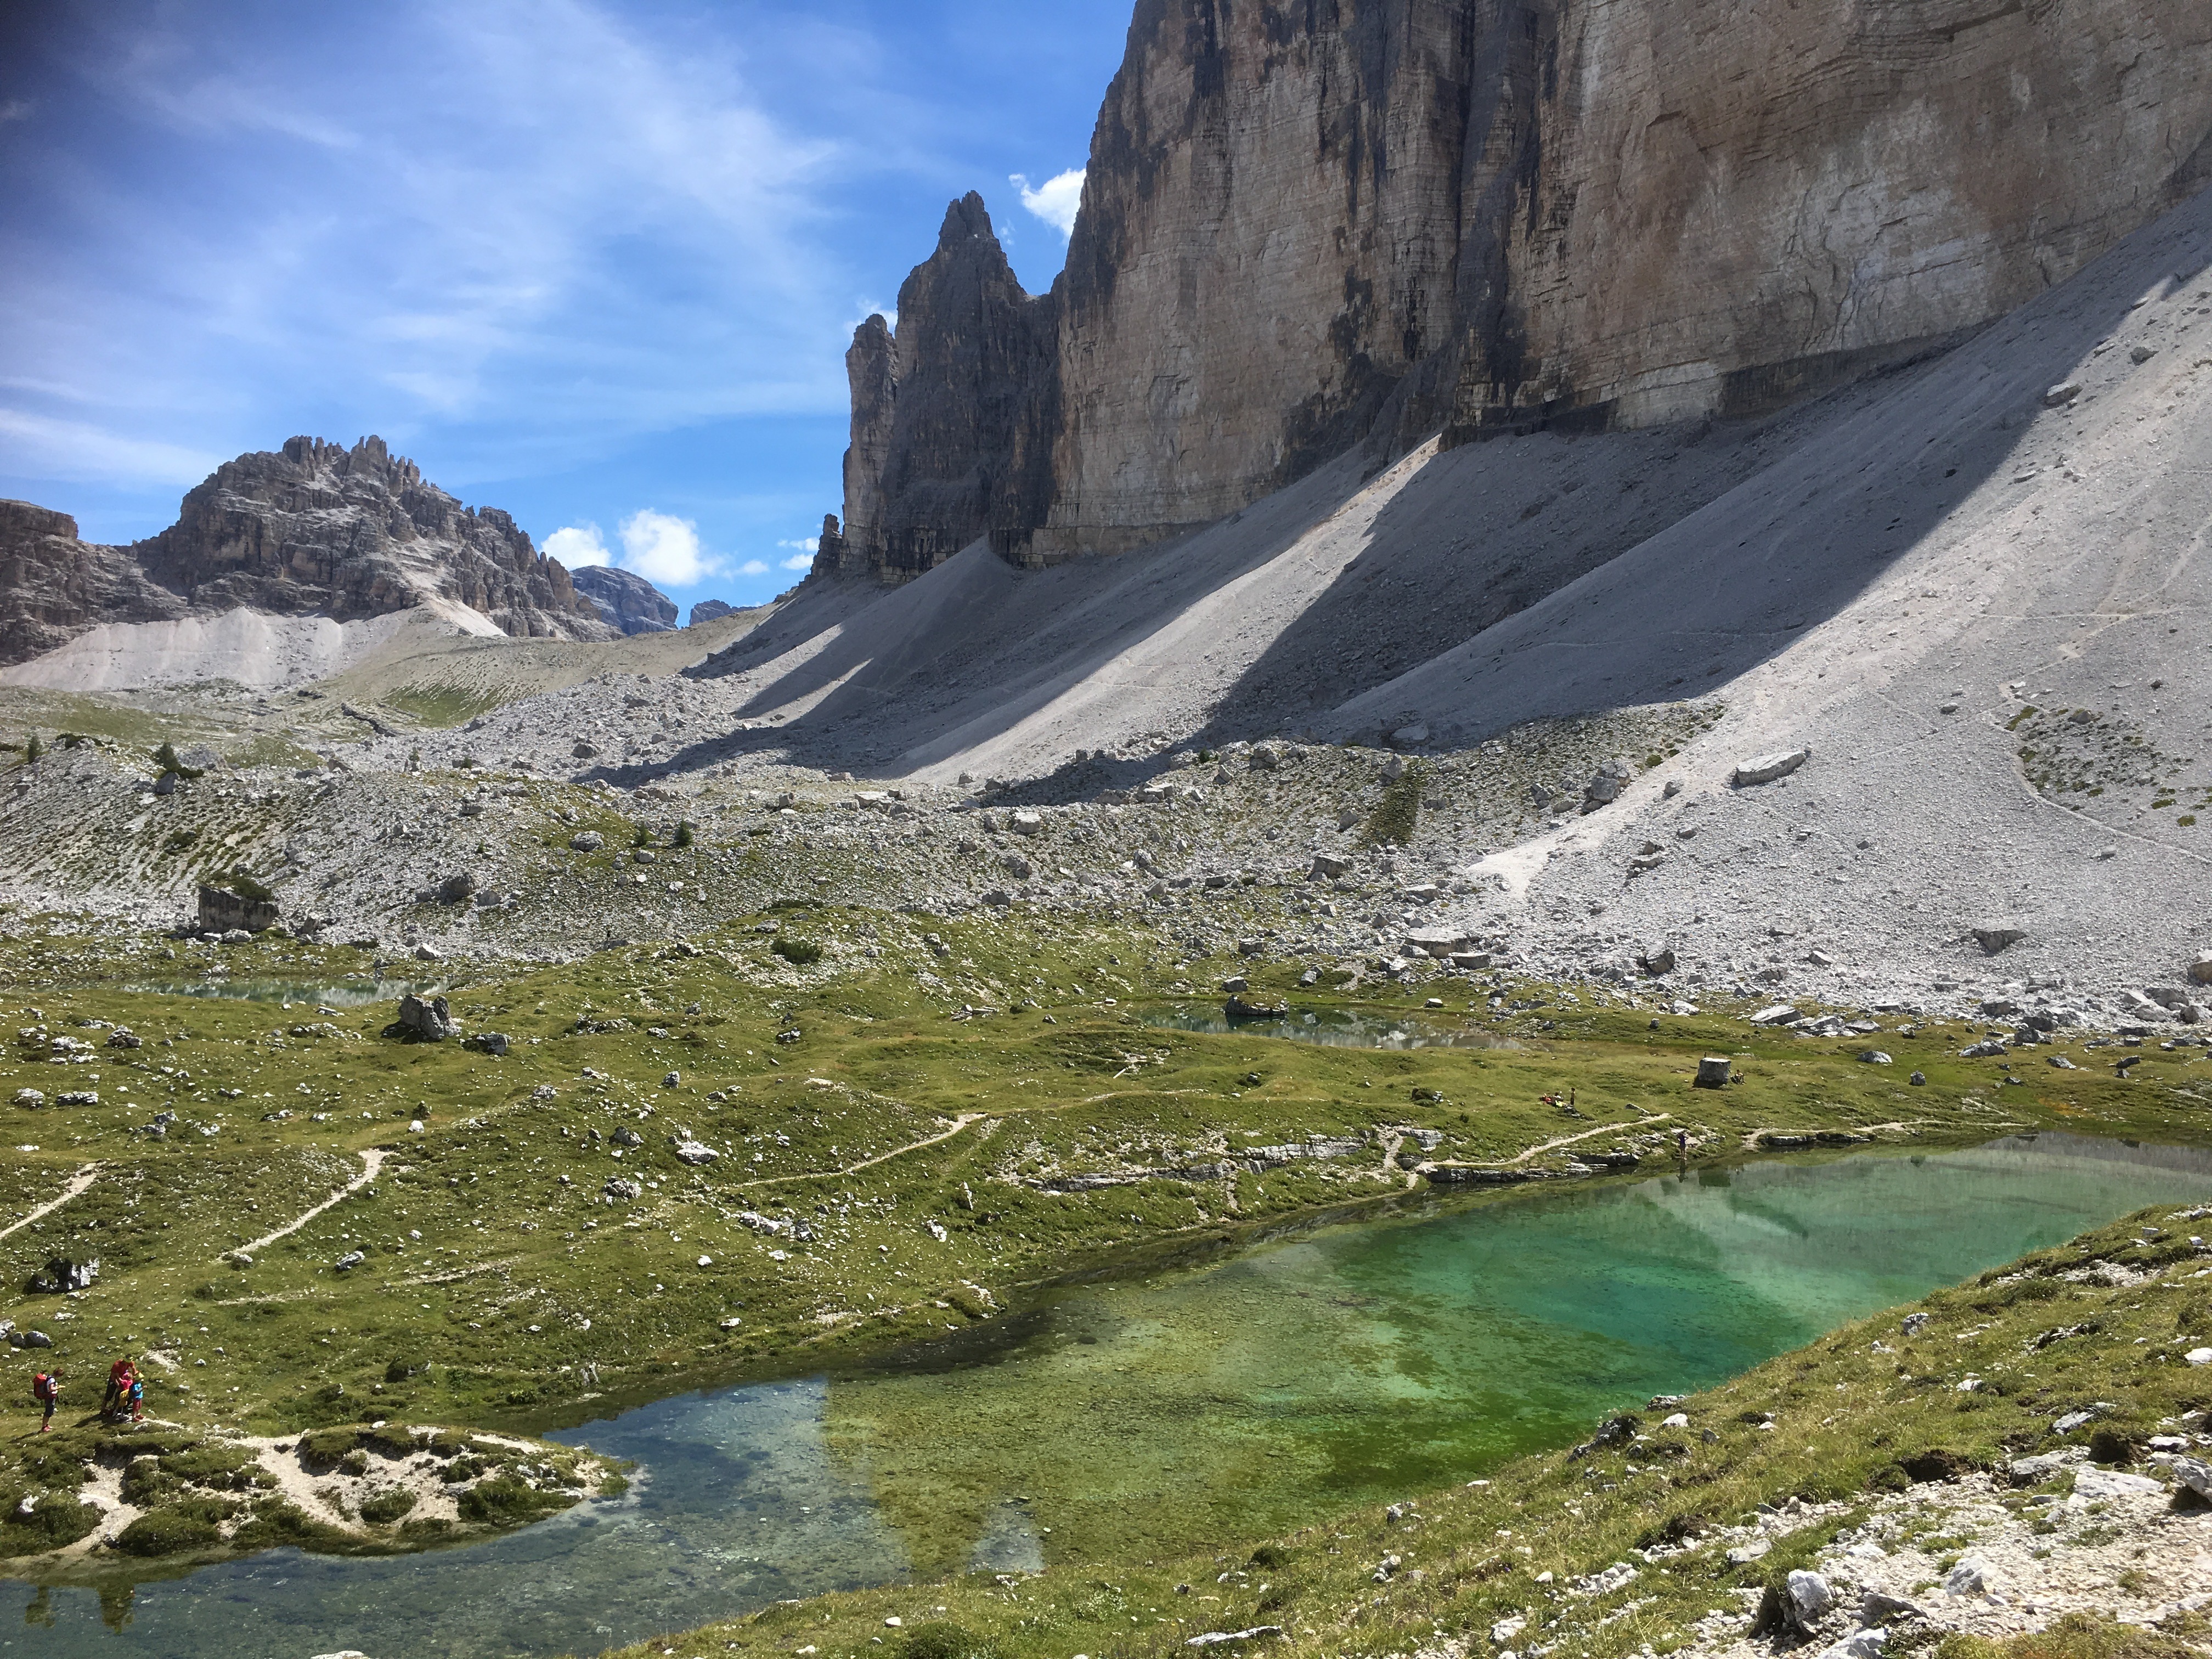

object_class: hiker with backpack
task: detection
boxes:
[32,1369,59,1433]
[101,1357,135,1422]
[125,1372,145,1423]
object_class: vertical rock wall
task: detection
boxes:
[823,0,2212,582]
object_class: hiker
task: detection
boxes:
[126,1373,145,1423]
[101,1357,135,1421]
[32,1369,59,1433]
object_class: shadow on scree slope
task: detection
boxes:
[581,191,2212,793]
[1254,191,2212,751]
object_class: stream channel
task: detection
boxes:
[10,1131,2210,1658]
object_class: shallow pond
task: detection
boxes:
[1139,1005,1516,1049]
[12,1132,2209,1658]
[120,979,451,1009]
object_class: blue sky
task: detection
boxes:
[0,0,1128,617]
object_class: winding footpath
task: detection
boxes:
[230,1149,388,1258]
[0,1164,100,1242]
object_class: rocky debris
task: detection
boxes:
[603,1178,642,1203]
[1009,810,1043,836]
[12,1089,43,1108]
[1583,757,1634,810]
[672,1139,719,1166]
[465,1032,510,1057]
[437,872,477,905]
[1731,749,1810,787]
[105,1027,140,1049]
[571,565,678,635]
[394,995,456,1041]
[333,1250,366,1272]
[198,884,279,935]
[2191,953,2212,986]
[6,1329,54,1349]
[689,599,735,627]
[25,1257,95,1294]
[1972,924,2027,955]
[569,831,605,852]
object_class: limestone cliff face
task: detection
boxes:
[825,195,1059,584]
[830,0,2212,572]
[571,565,679,635]
[0,436,617,668]
[0,500,183,667]
[140,436,613,639]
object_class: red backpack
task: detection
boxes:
[31,1374,54,1403]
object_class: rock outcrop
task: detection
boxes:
[571,565,678,635]
[0,436,617,668]
[820,194,1059,584]
[825,0,2212,577]
[0,500,187,666]
[688,599,736,627]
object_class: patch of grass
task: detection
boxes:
[1361,761,1424,847]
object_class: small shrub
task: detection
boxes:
[0,1490,101,1556]
[771,936,823,967]
[673,820,694,848]
[151,741,204,780]
[897,1622,1002,1659]
[358,1488,417,1525]
[24,735,41,765]
[338,1450,370,1477]
[111,1511,221,1558]
[456,1474,565,1525]
[297,1428,359,1470]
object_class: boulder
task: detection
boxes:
[1010,810,1043,836]
[7,1329,53,1349]
[2191,953,2212,987]
[1694,1056,1734,1088]
[1972,924,2027,955]
[1731,749,1809,787]
[1406,928,1469,959]
[2043,381,2083,408]
[437,872,477,905]
[1786,1570,1835,1630]
[569,831,605,852]
[2171,1456,2212,1499]
[198,883,279,935]
[1310,854,1350,879]
[1583,757,1634,810]
[603,1177,642,1203]
[334,1250,366,1273]
[1638,946,1676,975]
[1389,724,1430,748]
[673,1141,720,1166]
[396,994,456,1041]
[1748,1005,1800,1026]
[2072,1466,2163,1499]
[465,1032,510,1057]
[1449,951,1493,970]
[26,1257,95,1295]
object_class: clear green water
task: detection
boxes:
[1138,1005,1518,1048]
[11,1133,2208,1658]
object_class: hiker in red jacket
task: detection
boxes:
[32,1369,59,1432]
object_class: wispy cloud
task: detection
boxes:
[0,408,222,488]
[739,558,771,577]
[0,0,865,494]
[1012,167,1084,237]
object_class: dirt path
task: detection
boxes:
[0,1164,100,1242]
[232,1149,388,1258]
[1505,1113,1673,1166]
[735,1113,986,1190]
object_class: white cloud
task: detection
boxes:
[618,508,714,585]
[739,558,770,576]
[1011,168,1085,238]
[542,522,610,567]
[0,100,33,124]
[778,552,814,572]
[776,536,819,553]
[0,408,222,488]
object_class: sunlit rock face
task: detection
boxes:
[829,0,2212,574]
[0,435,618,668]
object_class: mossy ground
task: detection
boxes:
[605,1205,2212,1659]
[0,904,2205,1590]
